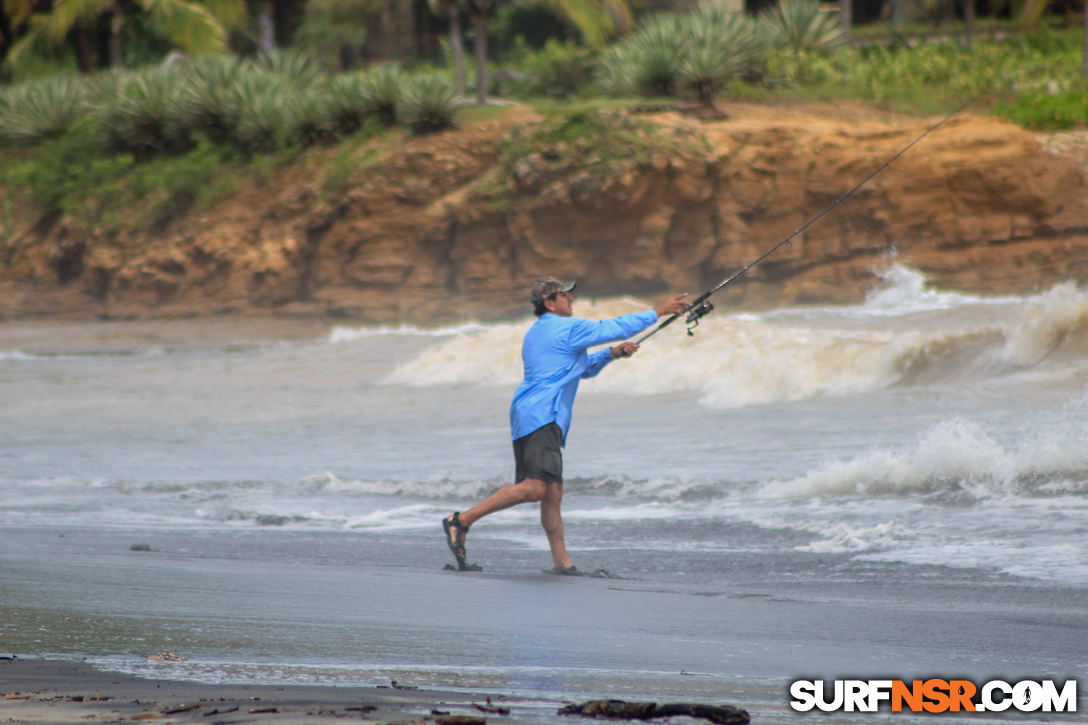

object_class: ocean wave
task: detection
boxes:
[0,349,86,362]
[792,521,905,554]
[298,472,510,500]
[862,264,996,314]
[328,322,492,343]
[752,403,1088,500]
[379,273,1088,409]
[999,281,1088,367]
[0,350,38,362]
[194,499,443,532]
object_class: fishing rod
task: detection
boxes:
[635,96,976,343]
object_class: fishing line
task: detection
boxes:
[636,96,977,343]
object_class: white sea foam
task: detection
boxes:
[378,307,967,408]
[378,272,1088,409]
[380,302,911,406]
[999,281,1088,367]
[753,400,1088,500]
[299,472,506,500]
[793,521,905,554]
[327,322,491,343]
[383,321,527,387]
[381,299,652,388]
[863,264,984,314]
[591,318,901,407]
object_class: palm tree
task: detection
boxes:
[294,0,383,69]
[428,0,467,95]
[547,0,629,47]
[464,0,631,105]
[270,0,296,46]
[1016,0,1048,28]
[7,0,244,73]
[468,0,490,104]
[963,0,975,37]
[1,0,36,67]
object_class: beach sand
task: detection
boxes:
[3,525,1086,725]
[2,657,529,725]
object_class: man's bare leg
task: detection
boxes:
[540,482,572,569]
[446,478,548,554]
[456,478,548,528]
[445,478,572,568]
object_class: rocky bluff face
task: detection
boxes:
[3,108,1087,322]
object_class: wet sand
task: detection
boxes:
[2,657,527,725]
[3,525,1087,725]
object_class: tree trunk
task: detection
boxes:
[473,11,487,105]
[1083,5,1087,81]
[272,0,296,47]
[0,3,13,68]
[95,13,110,68]
[1016,0,1048,27]
[259,11,274,50]
[109,13,122,67]
[839,0,850,43]
[964,0,975,37]
[890,0,904,27]
[69,24,94,73]
[449,4,465,96]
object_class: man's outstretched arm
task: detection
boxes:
[610,293,690,359]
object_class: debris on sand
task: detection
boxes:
[559,699,749,724]
[146,652,186,662]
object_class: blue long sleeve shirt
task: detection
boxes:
[509,309,658,445]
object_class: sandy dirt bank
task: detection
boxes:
[2,104,1087,324]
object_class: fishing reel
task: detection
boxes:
[685,301,714,336]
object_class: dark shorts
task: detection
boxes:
[513,422,563,485]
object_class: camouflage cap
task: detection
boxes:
[530,277,577,306]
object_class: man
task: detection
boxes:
[443,277,689,574]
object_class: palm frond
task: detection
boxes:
[286,89,337,146]
[765,0,845,55]
[178,55,245,144]
[83,68,135,108]
[43,0,103,43]
[249,48,326,92]
[0,75,88,146]
[229,70,291,152]
[596,45,636,96]
[628,16,686,96]
[141,0,229,55]
[358,63,405,127]
[194,0,247,30]
[97,65,191,155]
[325,73,368,134]
[5,0,38,25]
[397,73,458,135]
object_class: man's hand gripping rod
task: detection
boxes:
[634,98,975,344]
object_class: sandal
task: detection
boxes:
[442,512,471,570]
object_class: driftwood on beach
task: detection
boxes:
[558,699,750,724]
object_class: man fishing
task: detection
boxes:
[442,278,689,574]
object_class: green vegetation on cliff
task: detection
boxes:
[1,6,1085,235]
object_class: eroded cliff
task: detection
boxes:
[2,104,1086,323]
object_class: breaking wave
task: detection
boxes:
[327,322,491,343]
[382,269,1088,409]
[999,281,1088,366]
[753,398,1088,500]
